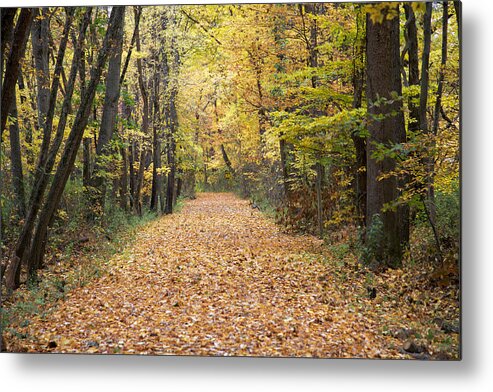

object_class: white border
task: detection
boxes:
[1,1,492,391]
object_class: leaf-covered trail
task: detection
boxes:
[11,193,438,357]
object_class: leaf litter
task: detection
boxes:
[4,193,459,358]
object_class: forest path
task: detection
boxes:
[13,193,403,357]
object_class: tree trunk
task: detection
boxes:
[90,7,125,216]
[150,123,162,212]
[165,28,180,215]
[1,8,33,135]
[31,8,51,150]
[133,9,150,215]
[26,6,125,280]
[419,2,435,224]
[432,2,449,137]
[134,147,147,216]
[150,66,162,212]
[120,145,129,210]
[220,144,235,176]
[83,137,91,186]
[5,8,81,290]
[365,6,408,268]
[305,3,324,238]
[404,3,420,132]
[8,94,27,219]
[454,1,461,36]
[315,161,323,238]
[129,141,136,210]
[351,6,366,227]
[1,8,17,71]
[5,7,123,291]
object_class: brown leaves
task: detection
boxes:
[4,193,459,359]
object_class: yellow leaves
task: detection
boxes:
[364,3,399,24]
[411,2,427,14]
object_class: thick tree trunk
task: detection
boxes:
[366,6,408,268]
[1,8,33,134]
[90,7,125,215]
[1,8,17,71]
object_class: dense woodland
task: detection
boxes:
[0,2,460,358]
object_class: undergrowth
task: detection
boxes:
[1,208,157,346]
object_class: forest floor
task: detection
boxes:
[3,193,460,358]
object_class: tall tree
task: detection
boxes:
[419,2,435,222]
[403,3,420,132]
[90,6,126,216]
[165,14,180,215]
[351,5,367,227]
[31,8,51,154]
[365,4,408,268]
[5,6,125,291]
[8,93,27,219]
[133,6,151,216]
[432,2,449,137]
[1,8,33,134]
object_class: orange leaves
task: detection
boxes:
[4,193,459,359]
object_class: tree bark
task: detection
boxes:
[150,51,164,212]
[366,5,408,268]
[351,6,367,227]
[419,2,435,223]
[134,147,148,216]
[165,99,177,214]
[90,6,125,215]
[165,27,179,215]
[26,6,126,279]
[305,3,324,238]
[1,8,17,71]
[5,7,122,291]
[8,94,27,219]
[31,8,51,148]
[1,8,33,135]
[432,3,449,137]
[404,3,420,133]
[5,8,80,290]
[133,8,150,215]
